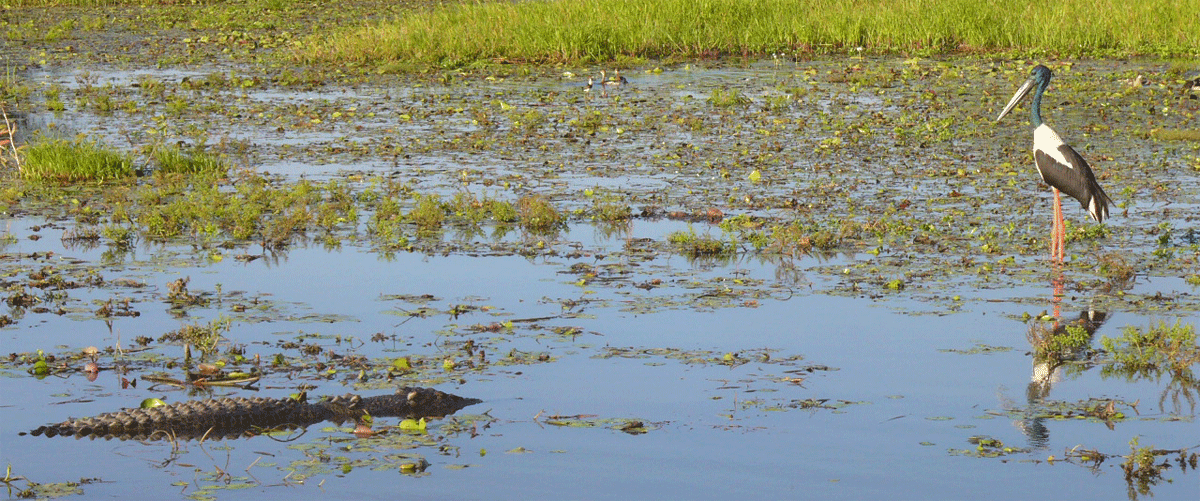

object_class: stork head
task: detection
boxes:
[997,65,1053,122]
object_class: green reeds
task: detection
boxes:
[297,0,1198,69]
[21,137,134,183]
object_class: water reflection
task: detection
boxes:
[1016,271,1109,448]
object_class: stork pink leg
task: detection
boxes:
[1052,188,1064,262]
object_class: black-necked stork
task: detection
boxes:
[996,65,1113,261]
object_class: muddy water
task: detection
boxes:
[3,57,1199,500]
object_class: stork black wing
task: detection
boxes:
[1034,144,1112,223]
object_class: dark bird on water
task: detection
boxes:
[996,65,1113,261]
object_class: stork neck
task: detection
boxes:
[1029,81,1045,127]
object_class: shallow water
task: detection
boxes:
[3,55,1200,499]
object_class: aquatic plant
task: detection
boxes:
[668,227,733,257]
[707,88,752,108]
[152,145,230,176]
[517,195,564,233]
[1101,321,1199,379]
[1027,322,1093,365]
[158,316,232,356]
[20,136,134,183]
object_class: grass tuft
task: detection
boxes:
[153,146,230,176]
[21,136,135,183]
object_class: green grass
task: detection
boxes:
[1150,129,1200,142]
[1101,321,1199,378]
[20,137,135,183]
[153,146,230,176]
[297,0,1199,70]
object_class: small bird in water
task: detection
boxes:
[582,76,594,92]
[601,69,629,88]
[996,64,1114,262]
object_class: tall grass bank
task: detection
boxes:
[297,0,1198,69]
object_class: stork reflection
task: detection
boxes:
[1014,271,1108,448]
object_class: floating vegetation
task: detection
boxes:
[517,194,564,234]
[950,436,1029,458]
[1100,321,1200,379]
[667,227,733,258]
[539,414,657,435]
[1099,321,1200,413]
[3,1,1200,499]
[158,316,231,355]
[707,87,752,107]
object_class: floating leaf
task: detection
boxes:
[140,398,166,409]
[31,359,49,376]
[399,418,426,432]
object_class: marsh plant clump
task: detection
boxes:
[3,1,1200,498]
[1101,321,1200,379]
[517,195,565,233]
[152,145,230,176]
[668,228,733,258]
[19,136,134,183]
[1028,323,1094,365]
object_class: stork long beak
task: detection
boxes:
[996,77,1035,122]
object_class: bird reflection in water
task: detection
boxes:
[1010,271,1108,448]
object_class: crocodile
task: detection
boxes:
[26,386,480,441]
